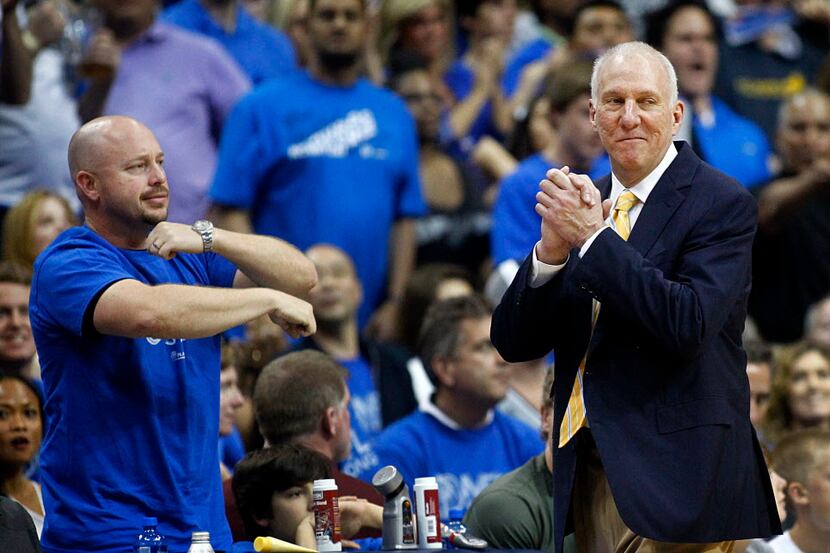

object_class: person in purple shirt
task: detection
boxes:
[77,0,251,224]
[162,0,297,85]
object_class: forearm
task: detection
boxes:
[1,8,34,104]
[214,228,317,297]
[448,83,491,139]
[490,88,513,136]
[78,80,114,122]
[387,218,416,300]
[757,172,820,231]
[94,280,286,339]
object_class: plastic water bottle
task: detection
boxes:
[187,531,215,553]
[443,509,466,550]
[136,517,167,553]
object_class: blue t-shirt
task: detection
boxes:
[491,153,609,265]
[30,226,237,553]
[210,71,426,325]
[693,96,771,189]
[339,357,382,477]
[358,408,543,514]
[163,0,296,85]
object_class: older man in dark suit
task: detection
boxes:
[491,41,781,552]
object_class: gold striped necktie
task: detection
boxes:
[558,190,640,447]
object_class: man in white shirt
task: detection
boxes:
[769,430,830,553]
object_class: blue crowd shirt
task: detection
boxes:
[339,356,382,477]
[31,226,237,553]
[491,153,609,265]
[210,71,426,325]
[163,0,296,85]
[219,425,246,473]
[692,96,771,189]
[358,407,543,514]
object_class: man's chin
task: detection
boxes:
[142,210,169,226]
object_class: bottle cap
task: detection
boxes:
[414,476,438,487]
[372,465,404,496]
[143,516,157,527]
[312,478,338,491]
[192,531,211,542]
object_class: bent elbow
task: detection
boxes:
[129,307,166,339]
[300,260,318,292]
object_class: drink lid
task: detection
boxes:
[372,465,404,496]
[414,476,438,487]
[313,478,338,491]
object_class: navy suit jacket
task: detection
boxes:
[491,142,781,551]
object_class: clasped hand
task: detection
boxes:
[146,222,203,260]
[535,167,611,264]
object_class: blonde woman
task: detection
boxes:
[2,190,77,271]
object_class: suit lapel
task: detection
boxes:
[627,142,697,257]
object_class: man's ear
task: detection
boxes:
[75,171,100,203]
[589,100,597,130]
[787,481,810,508]
[671,99,685,135]
[431,356,455,388]
[322,406,338,438]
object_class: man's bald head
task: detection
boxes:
[68,116,152,178]
[67,116,168,237]
[591,41,678,107]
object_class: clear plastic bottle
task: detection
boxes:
[443,510,466,550]
[136,517,167,553]
[186,531,215,553]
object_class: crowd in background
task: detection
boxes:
[3,0,830,551]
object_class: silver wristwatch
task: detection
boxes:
[191,220,214,253]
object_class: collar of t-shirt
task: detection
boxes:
[578,142,678,257]
[421,399,494,431]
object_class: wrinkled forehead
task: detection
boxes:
[596,53,671,97]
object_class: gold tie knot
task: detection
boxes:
[615,190,639,214]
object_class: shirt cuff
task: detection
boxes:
[579,225,611,258]
[529,242,568,288]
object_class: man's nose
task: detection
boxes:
[9,308,26,328]
[620,99,640,129]
[149,162,166,185]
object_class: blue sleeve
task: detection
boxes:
[491,168,539,265]
[272,30,298,72]
[32,241,134,337]
[395,108,427,219]
[443,63,474,102]
[204,251,238,288]
[210,94,267,208]
[501,41,551,97]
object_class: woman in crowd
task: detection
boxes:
[762,342,830,446]
[380,0,454,89]
[2,190,76,271]
[0,375,45,537]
